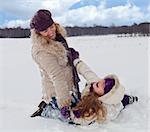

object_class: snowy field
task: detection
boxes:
[0,35,149,132]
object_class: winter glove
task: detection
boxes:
[73,109,81,118]
[67,48,79,62]
[60,106,71,119]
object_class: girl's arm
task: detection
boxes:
[73,58,101,83]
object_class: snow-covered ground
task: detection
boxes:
[0,35,149,132]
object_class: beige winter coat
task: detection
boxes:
[31,23,75,108]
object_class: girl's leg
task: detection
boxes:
[121,94,138,107]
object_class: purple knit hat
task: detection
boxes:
[104,78,115,94]
[89,78,115,94]
[30,9,54,32]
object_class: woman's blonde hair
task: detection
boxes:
[73,92,107,122]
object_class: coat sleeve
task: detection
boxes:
[73,59,101,83]
[35,51,71,108]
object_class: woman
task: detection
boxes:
[30,9,80,117]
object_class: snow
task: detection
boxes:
[0,35,149,132]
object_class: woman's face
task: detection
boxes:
[93,79,105,96]
[39,23,56,40]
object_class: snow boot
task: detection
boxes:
[30,101,47,118]
[121,94,138,107]
[38,101,47,109]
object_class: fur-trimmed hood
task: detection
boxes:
[82,74,125,105]
[31,23,68,66]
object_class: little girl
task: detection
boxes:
[67,59,138,125]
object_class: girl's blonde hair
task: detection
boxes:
[73,92,107,122]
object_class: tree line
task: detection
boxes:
[0,22,149,38]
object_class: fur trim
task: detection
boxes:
[55,23,67,38]
[31,23,68,66]
[98,74,125,104]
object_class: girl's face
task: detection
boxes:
[93,79,105,96]
[39,23,56,40]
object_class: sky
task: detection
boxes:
[0,0,150,28]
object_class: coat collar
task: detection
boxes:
[31,23,68,66]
